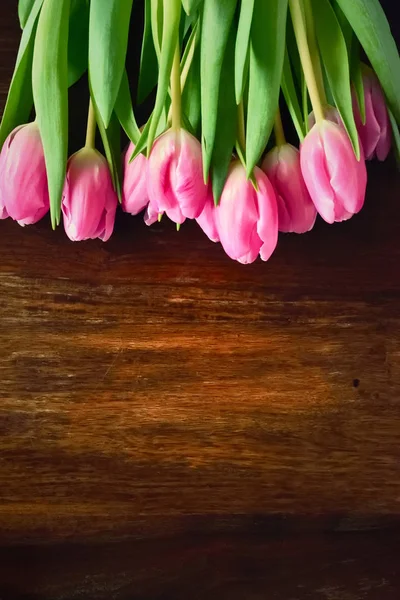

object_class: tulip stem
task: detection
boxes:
[274,108,286,146]
[171,41,182,131]
[303,0,327,106]
[289,0,324,123]
[85,99,97,149]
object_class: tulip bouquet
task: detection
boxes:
[0,0,399,263]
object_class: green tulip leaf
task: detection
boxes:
[200,0,237,182]
[281,48,305,141]
[146,0,181,156]
[182,41,201,137]
[151,0,163,61]
[246,0,288,176]
[137,0,159,103]
[18,0,36,28]
[334,0,400,125]
[89,0,133,128]
[211,23,237,204]
[0,0,43,149]
[311,0,360,159]
[351,41,366,125]
[182,0,203,17]
[68,0,89,87]
[115,70,140,144]
[234,0,255,104]
[32,0,70,228]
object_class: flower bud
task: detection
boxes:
[0,122,49,225]
[215,161,278,264]
[147,128,208,224]
[62,148,117,241]
[300,120,367,224]
[122,142,149,215]
[262,144,316,234]
[353,70,391,161]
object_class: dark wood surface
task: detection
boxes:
[1,2,400,599]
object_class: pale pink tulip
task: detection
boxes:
[0,122,49,225]
[196,188,219,242]
[300,120,367,224]
[215,161,278,264]
[147,128,208,224]
[62,148,117,241]
[262,144,316,234]
[353,70,391,161]
[122,142,149,215]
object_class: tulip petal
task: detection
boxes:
[254,167,278,262]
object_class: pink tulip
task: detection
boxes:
[353,70,391,161]
[0,122,49,225]
[62,148,117,242]
[262,144,316,234]
[300,120,367,224]
[144,201,159,226]
[122,142,149,215]
[147,128,208,224]
[196,188,219,243]
[215,161,278,264]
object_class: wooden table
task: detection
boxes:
[1,3,400,599]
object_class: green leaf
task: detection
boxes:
[137,0,159,103]
[246,0,288,176]
[311,0,360,159]
[32,0,70,228]
[332,2,366,124]
[0,0,43,149]
[211,23,237,204]
[146,0,181,156]
[89,0,133,128]
[68,0,89,87]
[151,0,163,61]
[18,0,36,28]
[130,107,168,161]
[281,48,305,141]
[351,42,366,125]
[182,41,201,136]
[388,108,400,167]
[334,0,400,125]
[234,0,255,104]
[182,0,203,16]
[115,70,140,144]
[200,0,237,181]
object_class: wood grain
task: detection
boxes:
[0,1,400,598]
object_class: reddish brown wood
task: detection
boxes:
[0,2,400,598]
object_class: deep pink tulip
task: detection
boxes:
[0,122,49,225]
[300,120,367,224]
[147,128,208,224]
[215,161,278,264]
[353,70,391,161]
[62,148,117,242]
[196,188,219,243]
[144,201,159,226]
[262,144,316,234]
[122,142,149,215]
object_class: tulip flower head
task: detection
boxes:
[62,147,117,242]
[122,142,149,215]
[353,70,391,161]
[215,161,278,264]
[262,143,316,234]
[300,120,367,224]
[0,122,49,225]
[147,128,208,225]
